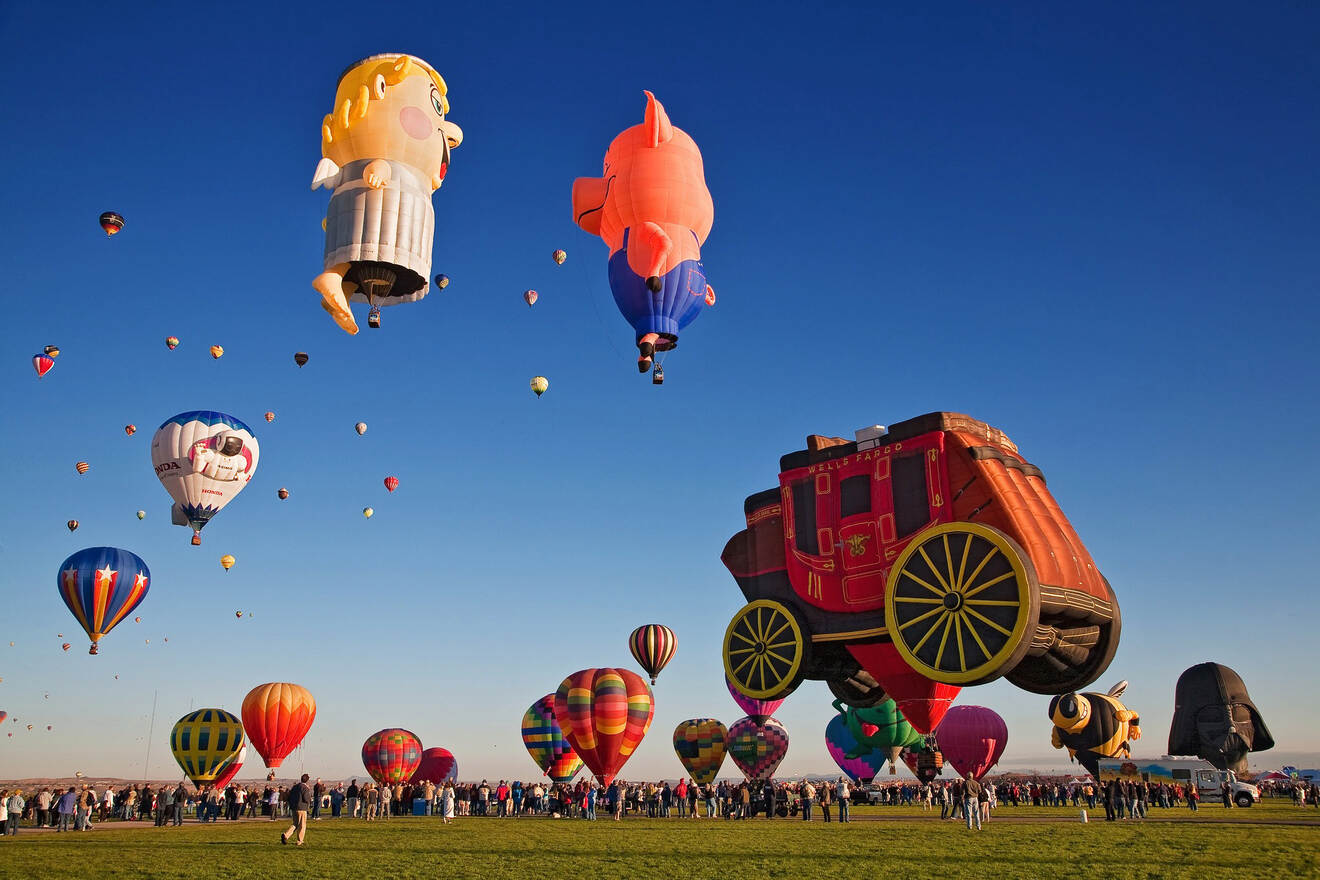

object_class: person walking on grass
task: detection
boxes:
[963,774,982,831]
[281,774,314,846]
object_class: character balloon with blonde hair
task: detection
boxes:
[311,53,464,334]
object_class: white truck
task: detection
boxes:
[1097,756,1260,807]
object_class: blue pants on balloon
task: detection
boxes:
[608,227,708,342]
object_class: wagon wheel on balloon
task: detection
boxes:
[723,599,811,701]
[884,523,1040,685]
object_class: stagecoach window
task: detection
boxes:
[892,453,929,539]
[840,475,871,518]
[791,479,819,555]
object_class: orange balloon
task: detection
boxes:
[241,682,316,769]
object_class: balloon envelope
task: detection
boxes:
[384,476,399,493]
[152,411,259,545]
[522,694,584,783]
[362,728,423,785]
[32,354,54,378]
[554,668,654,786]
[530,376,548,397]
[673,718,727,784]
[726,674,783,723]
[57,547,150,653]
[628,624,677,684]
[826,715,889,784]
[294,352,308,367]
[210,346,224,359]
[241,682,315,769]
[934,705,1008,781]
[523,289,537,306]
[727,716,789,781]
[410,747,458,784]
[170,708,245,787]
[165,336,180,350]
[212,744,247,790]
[552,249,566,265]
[99,211,124,235]
[354,422,367,435]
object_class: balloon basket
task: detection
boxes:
[191,535,201,546]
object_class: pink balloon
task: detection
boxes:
[726,674,784,722]
[933,705,1007,781]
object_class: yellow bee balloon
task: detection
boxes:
[312,54,464,335]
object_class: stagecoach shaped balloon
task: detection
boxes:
[57,546,150,655]
[152,411,260,545]
[311,53,464,335]
[170,708,245,788]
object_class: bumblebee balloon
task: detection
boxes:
[1048,680,1141,777]
[57,546,150,655]
[311,53,464,335]
[151,411,259,545]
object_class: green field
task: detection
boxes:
[1,802,1315,880]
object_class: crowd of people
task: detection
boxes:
[1,774,1314,836]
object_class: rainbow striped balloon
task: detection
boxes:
[628,624,677,685]
[521,695,583,783]
[362,728,423,785]
[673,718,728,784]
[170,708,244,787]
[554,668,654,786]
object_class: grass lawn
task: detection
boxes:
[1,802,1315,880]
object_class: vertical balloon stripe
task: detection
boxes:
[60,569,92,636]
[629,624,677,683]
[103,573,147,632]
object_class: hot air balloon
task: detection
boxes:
[43,345,60,358]
[523,289,538,307]
[832,698,923,766]
[136,510,146,520]
[27,724,33,730]
[1048,680,1141,777]
[900,744,944,783]
[362,728,423,785]
[165,336,180,350]
[134,617,141,623]
[277,488,289,500]
[67,520,79,532]
[725,675,783,724]
[241,682,316,770]
[1169,663,1274,774]
[673,719,728,784]
[57,547,150,655]
[311,53,463,336]
[62,643,71,652]
[571,92,714,374]
[235,610,243,619]
[75,461,89,474]
[213,744,247,790]
[628,624,677,685]
[99,211,124,236]
[125,425,136,436]
[170,708,245,787]
[0,712,6,724]
[220,554,235,572]
[554,668,654,786]
[934,705,1008,781]
[294,352,308,367]
[825,715,888,784]
[530,376,548,398]
[434,274,450,290]
[152,411,259,545]
[209,345,224,359]
[363,507,374,518]
[552,249,566,265]
[522,695,584,784]
[383,476,399,493]
[264,412,275,423]
[32,354,54,378]
[727,716,789,781]
[410,747,458,784]
[354,422,367,436]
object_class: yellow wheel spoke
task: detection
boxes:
[894,596,944,604]
[730,630,757,646]
[960,545,999,595]
[934,614,954,669]
[910,610,949,655]
[763,619,792,645]
[899,570,946,597]
[919,547,952,592]
[954,533,972,592]
[964,614,992,660]
[765,639,799,650]
[954,614,966,672]
[943,533,956,595]
[965,599,1020,607]
[731,653,756,676]
[965,606,1012,637]
[898,605,945,632]
[755,655,767,692]
[754,607,765,642]
[763,648,793,665]
[963,570,1017,600]
[728,646,757,656]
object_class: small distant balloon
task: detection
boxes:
[552,249,566,265]
[61,643,70,652]
[44,345,61,358]
[75,461,89,475]
[134,617,141,623]
[125,424,136,436]
[236,611,243,619]
[530,376,548,398]
[277,488,289,500]
[264,412,275,423]
[220,554,236,572]
[67,520,79,532]
[99,211,125,236]
[210,345,224,359]
[354,422,367,436]
[136,510,146,520]
[384,476,399,493]
[165,336,180,350]
[33,354,55,378]
[363,507,374,519]
[524,289,538,307]
[294,352,309,367]
[434,274,450,290]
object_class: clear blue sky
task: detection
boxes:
[1,0,1317,782]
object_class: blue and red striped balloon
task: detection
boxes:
[56,547,150,655]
